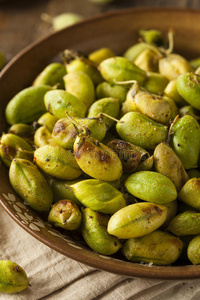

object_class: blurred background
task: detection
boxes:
[0,0,199,64]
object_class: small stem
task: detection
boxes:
[97,113,123,124]
[167,115,179,144]
[166,28,174,56]
[65,112,91,136]
[113,79,138,85]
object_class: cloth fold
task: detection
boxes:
[0,206,199,300]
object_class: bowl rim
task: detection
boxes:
[1,7,200,280]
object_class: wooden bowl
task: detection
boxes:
[1,7,200,279]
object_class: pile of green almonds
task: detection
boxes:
[2,29,200,266]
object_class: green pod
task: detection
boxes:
[74,135,122,181]
[0,133,33,167]
[0,260,29,294]
[5,85,51,125]
[167,211,200,236]
[187,235,200,265]
[122,230,182,265]
[44,89,87,119]
[51,13,83,31]
[171,115,200,169]
[125,171,177,204]
[37,112,58,132]
[8,123,34,145]
[159,54,192,81]
[135,155,154,171]
[82,208,122,255]
[34,144,82,180]
[179,178,200,210]
[63,71,95,109]
[48,200,82,230]
[116,112,168,150]
[99,56,146,85]
[71,179,126,214]
[47,177,81,206]
[139,29,164,46]
[96,81,127,104]
[107,202,167,239]
[34,126,53,147]
[143,72,169,95]
[164,79,187,107]
[107,139,149,173]
[134,48,159,72]
[189,57,200,69]
[89,48,115,65]
[123,42,156,62]
[154,142,189,192]
[132,90,173,124]
[179,105,200,121]
[66,59,103,86]
[87,97,120,126]
[176,72,200,110]
[9,158,53,212]
[33,62,66,89]
[52,117,107,149]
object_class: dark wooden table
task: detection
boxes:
[0,0,199,63]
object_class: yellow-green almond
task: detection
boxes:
[107,202,167,239]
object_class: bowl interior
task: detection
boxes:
[1,7,200,279]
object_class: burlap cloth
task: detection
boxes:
[0,206,199,300]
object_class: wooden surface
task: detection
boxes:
[0,0,200,62]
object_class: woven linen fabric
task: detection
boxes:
[0,206,199,300]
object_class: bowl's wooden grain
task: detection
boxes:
[1,7,200,279]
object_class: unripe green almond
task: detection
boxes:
[34,144,82,180]
[87,97,120,126]
[190,57,200,69]
[37,112,58,132]
[125,171,177,204]
[0,260,29,294]
[187,235,200,265]
[116,112,168,150]
[9,158,53,212]
[52,13,83,30]
[63,71,95,109]
[154,142,189,192]
[5,85,51,125]
[34,126,53,148]
[96,81,127,104]
[179,105,200,121]
[52,117,106,149]
[44,89,87,119]
[134,48,159,72]
[0,133,33,167]
[122,230,183,265]
[176,72,200,110]
[167,211,200,236]
[159,54,192,81]
[107,139,149,173]
[135,155,154,172]
[8,123,34,144]
[66,59,103,86]
[178,178,200,210]
[133,90,172,124]
[48,200,81,230]
[47,177,81,206]
[107,202,167,239]
[71,179,126,214]
[164,79,187,107]
[143,72,169,95]
[171,115,200,169]
[82,208,122,255]
[123,42,155,62]
[139,29,164,46]
[89,48,115,65]
[74,135,122,181]
[33,62,66,89]
[99,56,146,85]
